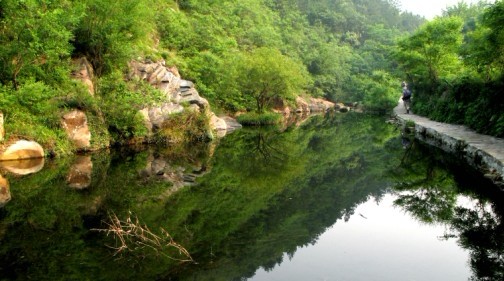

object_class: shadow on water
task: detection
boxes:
[0,113,502,280]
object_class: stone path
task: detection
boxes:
[394,99,504,186]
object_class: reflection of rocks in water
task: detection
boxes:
[139,149,212,198]
[0,140,44,160]
[0,174,11,207]
[67,155,93,189]
[0,158,45,175]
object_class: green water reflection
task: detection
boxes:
[0,113,502,280]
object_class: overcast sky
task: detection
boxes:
[397,0,494,19]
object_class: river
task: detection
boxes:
[0,113,502,280]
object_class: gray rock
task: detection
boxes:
[180,80,194,89]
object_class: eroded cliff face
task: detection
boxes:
[0,58,240,160]
[128,60,240,138]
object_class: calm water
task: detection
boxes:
[251,194,471,281]
[0,113,502,281]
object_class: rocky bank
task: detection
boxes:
[394,99,504,188]
[0,58,348,161]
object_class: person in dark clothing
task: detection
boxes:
[401,81,411,114]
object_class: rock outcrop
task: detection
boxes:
[71,57,95,96]
[295,97,310,113]
[0,140,44,161]
[308,97,336,112]
[129,60,238,137]
[61,110,91,150]
[130,61,209,109]
[281,97,343,114]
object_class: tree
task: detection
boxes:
[72,0,155,76]
[235,47,307,113]
[0,0,83,88]
[396,17,464,88]
[480,0,504,73]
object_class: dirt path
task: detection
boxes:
[394,99,504,187]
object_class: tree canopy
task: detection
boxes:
[395,0,504,137]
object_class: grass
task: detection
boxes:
[236,112,283,126]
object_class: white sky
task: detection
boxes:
[397,0,494,19]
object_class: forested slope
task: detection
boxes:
[0,0,425,154]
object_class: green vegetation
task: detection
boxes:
[396,0,504,137]
[2,0,501,148]
[1,0,427,152]
[236,112,284,126]
[159,110,212,143]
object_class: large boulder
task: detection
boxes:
[209,114,242,138]
[308,97,335,112]
[0,140,44,161]
[221,116,242,133]
[130,60,242,138]
[209,113,228,138]
[61,110,91,150]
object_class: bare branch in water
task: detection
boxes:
[92,211,194,263]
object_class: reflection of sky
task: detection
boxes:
[250,193,471,281]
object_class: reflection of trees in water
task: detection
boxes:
[393,142,504,280]
[251,131,288,162]
[453,203,504,281]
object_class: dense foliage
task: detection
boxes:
[396,0,504,137]
[0,0,426,152]
[156,0,422,111]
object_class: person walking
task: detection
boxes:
[401,81,412,114]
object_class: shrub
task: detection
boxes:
[158,110,211,143]
[97,73,151,143]
[236,112,283,126]
[0,82,73,155]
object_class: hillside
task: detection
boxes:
[0,0,424,156]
